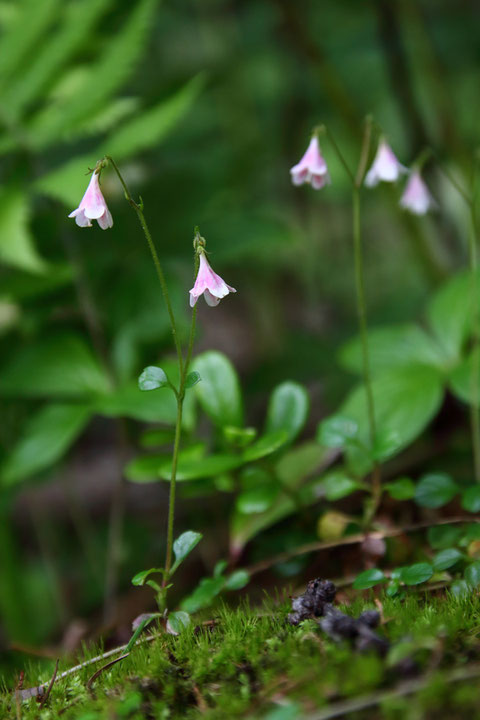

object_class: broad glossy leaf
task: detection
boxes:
[353,569,385,589]
[0,335,110,397]
[432,548,463,572]
[341,364,444,472]
[414,473,459,508]
[399,563,433,586]
[317,415,358,449]
[242,430,288,462]
[192,351,243,427]
[340,324,446,374]
[427,270,473,363]
[265,381,309,444]
[1,403,91,485]
[170,531,203,575]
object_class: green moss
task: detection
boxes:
[2,593,480,719]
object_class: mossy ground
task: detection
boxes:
[2,592,480,719]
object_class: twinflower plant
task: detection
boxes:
[69,157,236,624]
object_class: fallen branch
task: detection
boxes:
[86,653,130,692]
[245,516,478,576]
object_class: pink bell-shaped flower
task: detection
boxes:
[290,135,330,190]
[189,252,236,307]
[364,139,408,187]
[68,171,113,229]
[400,170,437,215]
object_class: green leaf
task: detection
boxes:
[103,74,205,160]
[158,453,243,482]
[242,430,288,462]
[372,428,402,461]
[462,486,480,513]
[449,352,480,406]
[213,560,228,578]
[223,426,257,447]
[428,525,463,550]
[124,453,169,483]
[131,568,163,587]
[432,548,463,572]
[95,382,177,425]
[30,0,157,147]
[236,485,279,514]
[0,189,47,273]
[463,524,480,542]
[427,270,472,363]
[140,428,176,448]
[138,366,169,391]
[385,477,416,500]
[170,531,203,576]
[353,569,386,589]
[399,563,433,585]
[414,473,459,509]
[317,415,358,448]
[224,570,249,591]
[0,335,110,397]
[265,381,309,444]
[1,403,91,485]
[340,324,446,374]
[184,371,201,389]
[465,561,480,588]
[321,472,363,501]
[341,364,444,472]
[191,351,243,427]
[167,611,191,634]
[180,576,225,613]
[451,579,470,598]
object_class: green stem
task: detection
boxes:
[352,188,381,518]
[468,203,480,483]
[105,156,184,376]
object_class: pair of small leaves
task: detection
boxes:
[180,560,249,613]
[138,365,200,392]
[131,530,202,587]
[414,473,480,511]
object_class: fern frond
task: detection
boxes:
[4,0,113,119]
[29,0,158,149]
[0,0,60,91]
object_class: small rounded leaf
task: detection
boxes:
[225,570,249,590]
[167,611,191,635]
[185,371,201,389]
[465,561,480,588]
[385,477,416,501]
[170,530,202,575]
[400,563,433,586]
[462,486,480,513]
[138,366,168,391]
[353,568,386,589]
[414,473,459,508]
[432,548,463,572]
[131,567,163,586]
[322,472,363,501]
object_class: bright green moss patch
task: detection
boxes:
[2,593,480,719]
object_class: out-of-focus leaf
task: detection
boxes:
[167,611,191,634]
[158,453,243,482]
[462,486,480,513]
[321,471,364,501]
[0,189,46,273]
[427,270,472,363]
[95,382,177,424]
[180,576,225,613]
[427,525,463,550]
[223,426,257,447]
[317,415,358,448]
[1,403,91,485]
[0,335,110,397]
[385,477,416,500]
[465,561,480,587]
[449,352,480,406]
[192,351,243,427]
[353,569,386,589]
[236,485,279,514]
[138,366,169,391]
[224,570,249,590]
[341,364,444,472]
[432,548,463,572]
[340,324,446,374]
[170,531,202,575]
[265,381,309,444]
[414,473,459,508]
[242,430,288,462]
[399,563,433,586]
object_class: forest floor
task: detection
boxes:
[2,591,480,719]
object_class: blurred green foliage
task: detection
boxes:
[0,0,479,671]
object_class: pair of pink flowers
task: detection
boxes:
[290,135,437,216]
[69,170,236,308]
